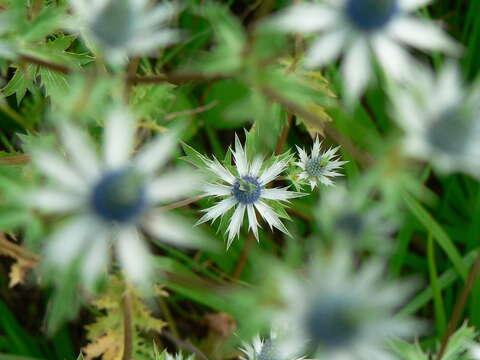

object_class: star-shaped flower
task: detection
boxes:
[270,0,460,101]
[296,137,346,189]
[70,0,180,65]
[196,135,303,248]
[28,107,204,287]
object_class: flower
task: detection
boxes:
[270,0,460,101]
[296,137,346,189]
[70,0,179,65]
[391,63,480,178]
[28,107,204,287]
[272,248,421,360]
[196,135,303,248]
[316,184,396,253]
[240,331,304,360]
[154,350,194,360]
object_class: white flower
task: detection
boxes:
[316,185,396,253]
[296,137,346,189]
[272,248,421,360]
[240,331,304,360]
[197,135,303,248]
[28,107,203,287]
[70,0,179,65]
[391,63,480,178]
[270,0,460,101]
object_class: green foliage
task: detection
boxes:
[0,1,480,360]
[391,323,477,360]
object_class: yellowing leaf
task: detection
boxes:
[279,58,337,138]
[83,331,123,360]
[84,275,167,360]
[9,259,33,287]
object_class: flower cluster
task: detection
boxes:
[0,1,476,359]
[195,135,304,248]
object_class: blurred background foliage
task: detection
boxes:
[1,0,480,359]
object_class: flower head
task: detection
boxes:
[70,0,179,65]
[316,185,396,253]
[196,135,303,248]
[272,248,421,360]
[28,107,204,287]
[241,331,304,360]
[296,137,346,189]
[270,0,460,101]
[392,63,480,178]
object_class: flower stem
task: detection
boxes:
[159,195,205,211]
[232,231,256,279]
[436,250,480,360]
[126,72,227,85]
[19,54,71,74]
[122,290,134,360]
[275,113,293,155]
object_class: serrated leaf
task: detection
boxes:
[181,142,208,168]
[2,65,37,105]
[84,275,166,360]
[38,67,69,99]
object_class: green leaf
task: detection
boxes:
[38,67,69,99]
[399,251,477,316]
[2,65,37,105]
[404,193,468,281]
[22,5,65,42]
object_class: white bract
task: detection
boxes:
[296,137,346,189]
[28,108,203,287]
[270,0,460,101]
[197,135,303,248]
[471,345,480,360]
[392,63,480,178]
[273,248,421,360]
[70,0,179,65]
[240,331,304,360]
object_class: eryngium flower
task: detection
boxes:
[296,137,346,189]
[70,0,179,65]
[197,135,303,248]
[28,108,204,287]
[316,185,395,253]
[392,63,480,177]
[240,332,304,360]
[269,0,460,101]
[273,249,421,360]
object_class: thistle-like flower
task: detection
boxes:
[240,332,304,360]
[270,0,460,101]
[296,137,346,189]
[272,248,421,360]
[196,135,303,248]
[391,63,480,178]
[28,107,204,287]
[154,349,194,360]
[316,185,395,253]
[70,0,179,65]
